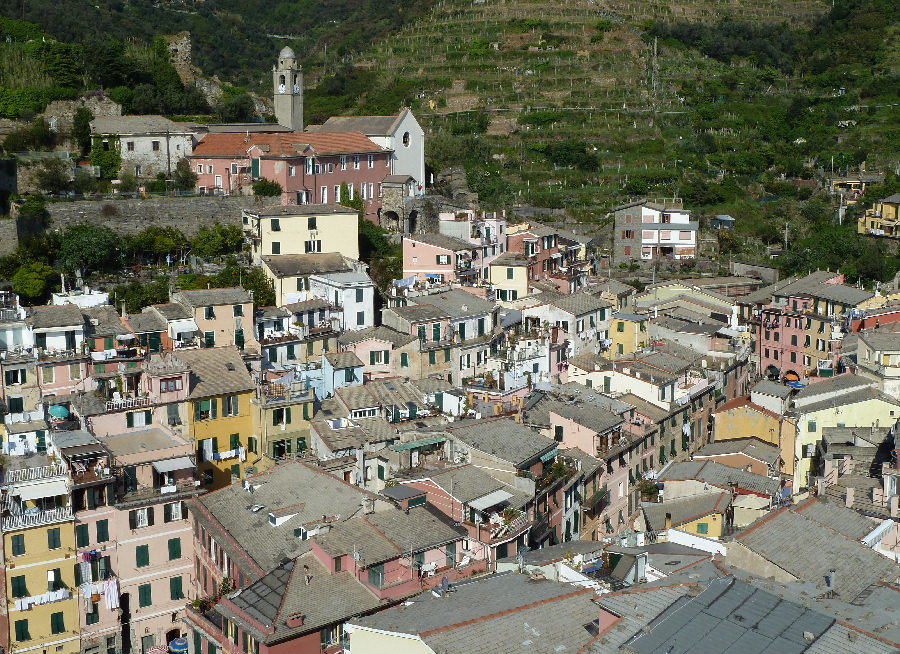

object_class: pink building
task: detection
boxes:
[102,426,200,654]
[189,131,391,224]
[401,233,478,285]
[758,295,809,382]
[336,326,417,382]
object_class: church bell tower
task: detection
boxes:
[273,46,303,132]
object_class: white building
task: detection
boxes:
[521,292,612,356]
[309,270,376,331]
[307,108,425,193]
[637,204,697,260]
[90,115,195,180]
[438,209,507,278]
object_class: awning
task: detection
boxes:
[540,447,559,463]
[152,456,194,474]
[583,485,609,509]
[13,478,68,501]
[469,489,512,512]
[391,436,446,451]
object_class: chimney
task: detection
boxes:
[286,613,304,628]
[890,495,899,519]
[845,487,855,508]
[826,568,837,591]
[816,477,825,496]
[664,512,672,530]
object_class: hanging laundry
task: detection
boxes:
[80,560,91,583]
[104,577,120,610]
[202,438,214,463]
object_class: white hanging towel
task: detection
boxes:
[105,578,120,610]
[239,446,246,462]
[202,438,214,462]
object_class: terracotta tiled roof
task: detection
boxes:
[190,130,384,158]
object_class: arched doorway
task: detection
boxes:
[406,210,419,234]
[764,365,780,380]
[380,210,400,231]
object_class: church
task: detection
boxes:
[187,47,425,227]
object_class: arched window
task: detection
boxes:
[402,131,410,147]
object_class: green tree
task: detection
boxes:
[124,226,187,263]
[118,172,138,192]
[72,168,98,194]
[16,195,50,228]
[12,262,56,302]
[57,223,120,273]
[34,157,71,194]
[190,223,243,258]
[252,179,282,197]
[172,158,198,191]
[215,93,256,122]
[90,134,121,180]
[72,107,93,156]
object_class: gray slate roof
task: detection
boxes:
[222,552,382,645]
[614,576,835,654]
[149,303,192,321]
[695,438,781,466]
[541,291,612,316]
[176,346,254,399]
[337,325,415,348]
[247,203,358,217]
[403,464,513,505]
[751,379,793,399]
[408,288,496,319]
[642,491,731,532]
[791,497,880,541]
[659,460,781,496]
[261,253,351,277]
[353,571,592,636]
[91,115,190,135]
[310,113,404,136]
[446,417,557,468]
[734,506,899,602]
[172,287,251,308]
[26,304,84,329]
[405,232,474,251]
[324,351,363,369]
[192,461,377,577]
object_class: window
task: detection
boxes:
[11,575,27,598]
[160,377,183,393]
[50,611,65,634]
[361,183,367,201]
[368,182,374,199]
[808,421,816,432]
[321,185,327,203]
[14,619,30,642]
[11,533,25,556]
[86,603,100,625]
[791,334,797,346]
[436,254,450,265]
[77,523,90,547]
[428,351,436,365]
[96,519,109,542]
[129,506,153,529]
[4,368,26,385]
[168,537,182,560]
[138,583,152,607]
[400,352,409,368]
[357,311,365,326]
[136,544,150,567]
[340,155,346,170]
[222,394,239,416]
[348,183,354,200]
[368,563,385,588]
[696,522,709,534]
[288,165,295,177]
[353,155,360,170]
[126,141,135,151]
[344,368,355,383]
[304,240,322,253]
[272,241,280,255]
[306,157,313,175]
[152,140,160,151]
[368,154,374,168]
[47,527,61,550]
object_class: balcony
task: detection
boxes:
[118,478,200,507]
[257,381,313,407]
[260,332,302,346]
[105,395,152,412]
[2,504,74,530]
[4,459,67,485]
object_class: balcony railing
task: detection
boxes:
[106,395,152,411]
[5,463,68,485]
[2,505,74,530]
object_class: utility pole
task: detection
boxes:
[784,223,789,251]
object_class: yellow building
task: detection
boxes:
[178,346,255,489]
[641,492,730,540]
[260,253,355,307]
[243,204,359,263]
[858,193,900,237]
[249,379,315,472]
[3,460,80,654]
[610,312,648,356]
[488,251,529,303]
[712,396,796,476]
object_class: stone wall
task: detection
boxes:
[0,219,17,255]
[44,195,257,236]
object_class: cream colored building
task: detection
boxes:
[488,251,529,303]
[243,204,359,263]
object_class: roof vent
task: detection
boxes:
[250,504,265,512]
[226,363,236,371]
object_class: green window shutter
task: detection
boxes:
[194,631,203,654]
[14,619,29,642]
[370,351,376,365]
[136,544,150,567]
[296,437,306,452]
[433,323,441,341]
[74,561,82,585]
[11,575,27,598]
[230,433,239,449]
[286,343,294,359]
[429,351,436,365]
[401,352,408,367]
[285,407,291,423]
[212,437,218,452]
[126,412,134,428]
[145,409,152,424]
[208,639,216,654]
[170,575,183,600]
[139,583,152,607]
[303,403,309,420]
[106,483,115,506]
[241,632,248,654]
[104,337,113,349]
[231,464,240,479]
[377,465,385,480]
[76,523,89,547]
[168,537,182,560]
[11,534,25,556]
[51,611,64,634]
[47,527,61,549]
[273,410,279,426]
[444,348,451,362]
[507,267,514,279]
[384,350,390,364]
